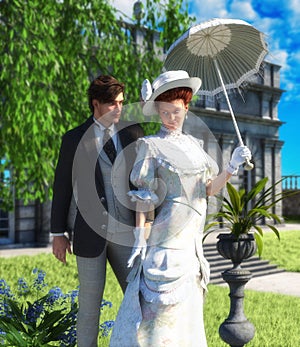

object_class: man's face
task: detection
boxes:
[94,92,124,127]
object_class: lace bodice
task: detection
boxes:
[128,126,219,207]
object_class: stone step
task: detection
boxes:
[205,255,271,267]
[210,260,277,273]
[209,267,286,285]
[203,242,285,285]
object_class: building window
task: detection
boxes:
[269,98,273,119]
[0,205,9,239]
[195,95,206,108]
[0,159,11,240]
[270,64,274,87]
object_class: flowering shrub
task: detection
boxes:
[0,268,114,346]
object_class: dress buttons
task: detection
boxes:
[100,197,106,202]
[102,211,108,216]
[100,224,107,230]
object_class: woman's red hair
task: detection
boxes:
[155,87,193,106]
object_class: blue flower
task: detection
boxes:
[25,302,44,323]
[0,279,12,297]
[68,289,79,306]
[32,268,47,291]
[17,278,30,296]
[0,329,6,346]
[99,320,114,337]
[0,300,10,318]
[46,287,63,305]
[101,298,112,309]
[59,326,77,347]
[0,279,13,318]
[0,269,114,347]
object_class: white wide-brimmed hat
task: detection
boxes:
[141,70,202,116]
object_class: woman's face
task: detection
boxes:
[157,99,188,131]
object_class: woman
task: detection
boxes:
[110,70,251,347]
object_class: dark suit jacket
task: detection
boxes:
[50,115,144,257]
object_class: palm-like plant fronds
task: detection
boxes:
[204,177,298,256]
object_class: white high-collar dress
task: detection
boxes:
[110,125,219,347]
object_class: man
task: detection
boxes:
[50,75,144,347]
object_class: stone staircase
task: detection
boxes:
[203,242,285,285]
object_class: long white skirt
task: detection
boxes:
[109,261,208,347]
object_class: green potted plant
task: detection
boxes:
[204,177,296,260]
[203,176,298,347]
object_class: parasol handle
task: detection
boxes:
[213,59,254,171]
[244,158,254,171]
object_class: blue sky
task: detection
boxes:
[112,0,300,176]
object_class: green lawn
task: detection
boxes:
[1,229,299,346]
[258,229,300,272]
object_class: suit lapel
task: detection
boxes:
[80,116,105,190]
[79,119,140,193]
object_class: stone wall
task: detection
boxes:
[13,200,50,246]
[282,190,300,219]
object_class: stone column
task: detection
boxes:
[222,134,237,183]
[274,140,284,218]
[222,134,235,165]
[207,133,223,215]
[35,200,51,246]
[263,139,274,185]
[261,91,272,119]
[263,139,284,221]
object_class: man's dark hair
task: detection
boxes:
[87,75,125,112]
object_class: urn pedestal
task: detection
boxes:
[217,233,257,347]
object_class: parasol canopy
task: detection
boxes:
[163,18,269,170]
[163,18,268,96]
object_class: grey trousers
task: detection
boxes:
[76,237,133,347]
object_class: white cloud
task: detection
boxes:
[287,1,300,36]
[284,49,300,93]
[229,0,257,21]
[288,0,300,15]
[109,0,135,19]
[189,0,228,22]
[268,48,288,69]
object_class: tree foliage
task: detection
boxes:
[0,0,195,209]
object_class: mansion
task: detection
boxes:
[0,60,285,246]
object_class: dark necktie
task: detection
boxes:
[102,128,117,163]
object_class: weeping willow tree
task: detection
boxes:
[0,0,194,209]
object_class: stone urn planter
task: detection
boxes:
[216,233,257,347]
[204,177,295,347]
[217,233,257,270]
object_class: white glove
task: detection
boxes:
[227,146,252,174]
[127,227,148,268]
